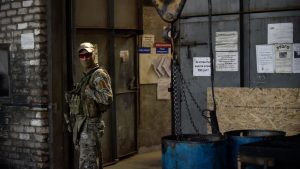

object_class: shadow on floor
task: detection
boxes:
[105,151,161,169]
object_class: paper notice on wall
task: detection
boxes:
[152,57,163,78]
[293,43,300,73]
[120,50,129,63]
[256,45,274,73]
[215,44,238,52]
[193,57,211,76]
[162,57,171,77]
[268,23,293,44]
[139,48,172,84]
[21,33,34,49]
[157,78,171,100]
[142,34,155,47]
[216,52,239,71]
[151,56,172,77]
[274,44,293,73]
[157,57,167,76]
[215,31,238,44]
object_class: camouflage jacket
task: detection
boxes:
[73,66,113,144]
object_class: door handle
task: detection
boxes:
[128,76,137,90]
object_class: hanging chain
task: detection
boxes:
[170,13,219,138]
[181,84,200,135]
[179,70,219,135]
[171,57,218,138]
[171,58,182,139]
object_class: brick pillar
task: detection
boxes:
[0,0,49,168]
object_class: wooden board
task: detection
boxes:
[207,88,300,136]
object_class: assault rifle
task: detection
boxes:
[64,84,81,132]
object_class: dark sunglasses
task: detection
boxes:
[79,53,92,59]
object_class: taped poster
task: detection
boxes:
[142,34,155,47]
[215,44,238,52]
[215,31,238,44]
[21,33,34,49]
[268,23,293,44]
[193,57,211,76]
[139,48,172,84]
[274,44,293,73]
[120,50,129,63]
[256,45,274,73]
[216,52,239,71]
[293,43,300,73]
[157,78,171,100]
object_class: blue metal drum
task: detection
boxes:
[162,134,228,169]
[224,130,286,169]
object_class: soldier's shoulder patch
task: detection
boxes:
[92,68,110,81]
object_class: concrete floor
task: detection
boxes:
[105,151,161,169]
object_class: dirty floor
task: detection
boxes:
[104,150,161,169]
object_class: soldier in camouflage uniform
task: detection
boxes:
[65,42,113,169]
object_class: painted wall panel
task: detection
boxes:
[75,0,107,28]
[115,0,138,29]
[178,15,240,134]
[182,0,239,17]
[244,0,300,12]
[245,11,300,87]
[177,0,300,134]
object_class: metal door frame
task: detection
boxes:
[48,0,71,168]
[67,0,143,166]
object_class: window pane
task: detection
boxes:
[0,48,9,97]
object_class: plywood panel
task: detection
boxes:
[207,88,300,135]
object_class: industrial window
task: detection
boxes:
[0,44,10,98]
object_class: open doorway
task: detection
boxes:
[67,0,142,167]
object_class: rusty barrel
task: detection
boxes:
[162,134,227,169]
[224,129,286,169]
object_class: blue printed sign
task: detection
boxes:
[156,48,169,54]
[138,47,151,53]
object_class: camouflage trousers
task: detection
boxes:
[78,120,104,169]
